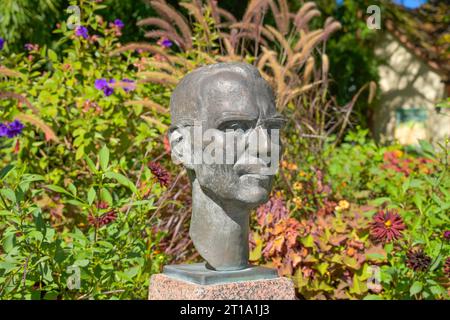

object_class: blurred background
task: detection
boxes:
[1,0,448,145]
[0,0,449,300]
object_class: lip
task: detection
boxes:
[240,173,270,181]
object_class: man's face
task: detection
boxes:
[187,72,284,210]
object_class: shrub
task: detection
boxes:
[0,1,171,299]
[252,130,449,299]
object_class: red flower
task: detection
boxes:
[88,210,117,228]
[444,230,450,241]
[370,210,405,243]
[148,161,171,187]
[444,257,450,277]
[406,247,431,272]
[88,202,117,227]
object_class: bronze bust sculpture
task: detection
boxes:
[165,62,284,282]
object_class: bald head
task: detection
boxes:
[169,62,276,129]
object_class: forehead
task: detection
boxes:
[199,72,276,127]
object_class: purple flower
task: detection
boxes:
[75,26,89,39]
[7,120,25,138]
[95,78,108,90]
[95,78,116,96]
[0,123,8,137]
[121,78,135,92]
[161,38,173,48]
[0,120,25,138]
[113,19,124,29]
[103,86,114,96]
[0,38,4,50]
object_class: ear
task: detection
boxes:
[168,127,194,170]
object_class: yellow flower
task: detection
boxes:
[293,197,302,207]
[393,150,403,158]
[281,160,298,171]
[275,190,284,198]
[299,171,306,177]
[293,182,303,191]
[335,200,350,211]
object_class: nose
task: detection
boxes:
[254,126,271,161]
[234,126,273,174]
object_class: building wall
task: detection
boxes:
[373,33,448,145]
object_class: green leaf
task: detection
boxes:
[74,259,90,267]
[429,285,446,296]
[104,172,137,194]
[366,253,386,261]
[75,146,85,160]
[100,188,113,206]
[99,146,110,172]
[1,188,16,203]
[350,274,367,294]
[2,233,16,253]
[369,197,391,206]
[67,183,77,197]
[410,281,423,296]
[22,174,45,183]
[418,140,435,157]
[85,156,98,174]
[65,199,86,207]
[301,234,315,248]
[47,49,58,62]
[249,233,262,262]
[363,294,383,300]
[0,164,14,180]
[46,184,73,197]
[28,230,44,242]
[126,199,156,208]
[87,187,96,205]
[316,262,329,276]
[384,243,394,254]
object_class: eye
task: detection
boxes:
[219,120,252,132]
[264,118,286,130]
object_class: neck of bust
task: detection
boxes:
[190,179,250,271]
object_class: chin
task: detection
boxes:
[236,185,270,206]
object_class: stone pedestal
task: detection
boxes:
[148,273,297,300]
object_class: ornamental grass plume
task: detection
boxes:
[406,247,432,272]
[370,209,406,243]
[148,161,171,187]
[121,78,136,92]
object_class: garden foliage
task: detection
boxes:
[0,0,448,300]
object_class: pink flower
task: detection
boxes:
[370,210,405,243]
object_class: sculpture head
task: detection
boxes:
[169,62,284,210]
